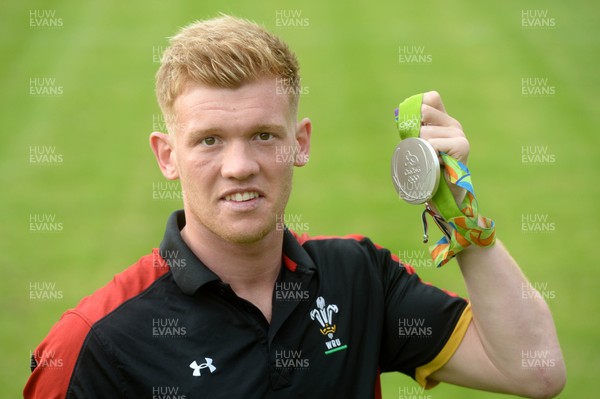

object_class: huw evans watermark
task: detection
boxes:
[152,46,167,63]
[29,146,64,165]
[521,10,556,29]
[275,77,309,96]
[398,386,432,399]
[399,249,433,268]
[29,77,64,97]
[153,249,187,269]
[152,318,187,338]
[29,282,63,300]
[276,213,309,232]
[274,349,310,370]
[275,145,309,164]
[275,10,309,27]
[29,213,63,232]
[521,281,556,300]
[152,45,187,64]
[153,181,184,201]
[521,213,555,233]
[152,386,186,399]
[521,350,557,368]
[274,281,310,302]
[29,77,63,97]
[398,45,432,64]
[152,113,182,132]
[29,10,63,28]
[30,349,63,370]
[521,77,555,97]
[521,145,556,165]
[398,318,432,338]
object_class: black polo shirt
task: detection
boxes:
[25,210,472,398]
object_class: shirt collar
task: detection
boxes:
[159,210,316,296]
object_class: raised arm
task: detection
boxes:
[420,91,566,398]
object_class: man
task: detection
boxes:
[24,15,565,398]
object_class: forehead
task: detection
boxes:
[171,77,293,135]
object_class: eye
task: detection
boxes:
[200,136,218,146]
[256,132,274,141]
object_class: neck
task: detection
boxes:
[180,212,283,294]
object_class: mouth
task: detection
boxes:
[223,191,261,202]
[220,190,264,212]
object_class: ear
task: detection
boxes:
[294,117,312,167]
[149,132,179,180]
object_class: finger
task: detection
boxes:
[420,124,465,140]
[422,91,447,113]
[426,137,470,164]
[421,104,462,130]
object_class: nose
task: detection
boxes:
[220,140,260,180]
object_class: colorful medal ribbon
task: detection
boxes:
[395,94,496,267]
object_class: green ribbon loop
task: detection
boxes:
[396,93,423,140]
[395,94,496,267]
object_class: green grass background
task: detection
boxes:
[1,0,598,398]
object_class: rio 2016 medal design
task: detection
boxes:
[391,93,496,267]
[391,137,440,204]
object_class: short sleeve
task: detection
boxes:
[376,244,472,389]
[24,312,90,398]
[24,311,124,398]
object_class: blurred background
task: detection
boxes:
[1,0,598,397]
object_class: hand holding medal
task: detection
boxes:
[391,92,496,267]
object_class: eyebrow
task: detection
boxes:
[252,124,288,134]
[186,123,288,140]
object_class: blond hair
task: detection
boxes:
[156,15,300,124]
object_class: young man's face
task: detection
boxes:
[161,76,310,244]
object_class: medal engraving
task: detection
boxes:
[391,138,441,204]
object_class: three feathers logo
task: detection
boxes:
[310,296,348,355]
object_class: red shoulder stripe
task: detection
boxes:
[292,231,367,246]
[23,250,170,398]
[291,231,461,297]
[292,231,417,275]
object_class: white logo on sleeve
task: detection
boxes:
[189,358,216,376]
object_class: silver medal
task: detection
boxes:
[391,137,441,204]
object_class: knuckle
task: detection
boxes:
[419,124,431,138]
[420,104,432,123]
[427,90,441,101]
[453,124,465,136]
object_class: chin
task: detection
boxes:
[218,222,276,245]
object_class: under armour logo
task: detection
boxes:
[189,358,216,377]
